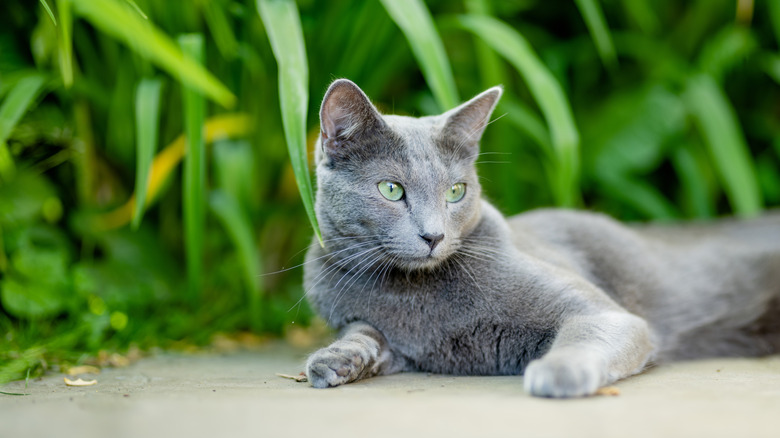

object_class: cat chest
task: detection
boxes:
[390,317,554,375]
[345,295,555,376]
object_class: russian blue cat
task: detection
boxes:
[303,79,780,397]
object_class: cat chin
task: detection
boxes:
[393,253,450,272]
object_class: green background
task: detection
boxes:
[1,0,779,383]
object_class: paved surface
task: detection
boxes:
[2,342,779,438]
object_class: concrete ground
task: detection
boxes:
[2,342,779,438]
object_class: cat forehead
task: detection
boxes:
[381,114,450,158]
[383,114,442,139]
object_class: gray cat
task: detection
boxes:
[303,79,780,397]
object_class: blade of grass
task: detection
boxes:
[209,190,262,331]
[97,114,252,230]
[0,74,47,181]
[501,97,552,154]
[618,0,658,35]
[39,0,57,25]
[199,0,238,59]
[600,172,678,219]
[179,34,206,301]
[124,0,147,19]
[771,0,780,48]
[380,0,459,111]
[70,0,235,108]
[697,25,757,83]
[671,144,715,218]
[454,14,580,206]
[464,0,507,88]
[762,53,780,85]
[56,0,73,88]
[132,78,163,229]
[683,74,762,216]
[0,346,44,387]
[573,0,618,72]
[257,0,321,245]
[213,140,254,215]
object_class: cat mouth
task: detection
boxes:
[397,250,450,270]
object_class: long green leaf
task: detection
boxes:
[257,0,321,245]
[0,74,47,181]
[380,0,459,111]
[618,0,658,35]
[464,0,507,88]
[132,78,163,229]
[684,74,762,216]
[39,0,57,25]
[599,173,678,219]
[179,35,206,301]
[200,0,238,59]
[762,53,780,85]
[455,14,580,206]
[697,26,757,83]
[56,0,73,87]
[501,97,552,154]
[573,0,618,71]
[671,144,715,219]
[769,0,780,47]
[70,0,235,108]
[209,191,262,330]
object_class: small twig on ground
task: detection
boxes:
[276,372,308,382]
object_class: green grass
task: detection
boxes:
[684,74,762,216]
[380,0,459,112]
[132,78,163,229]
[257,0,321,245]
[0,74,47,180]
[454,14,581,207]
[574,0,617,73]
[1,0,778,385]
[179,34,207,300]
[70,0,235,107]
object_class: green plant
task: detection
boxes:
[1,0,778,385]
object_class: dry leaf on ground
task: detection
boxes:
[595,386,621,396]
[64,377,98,387]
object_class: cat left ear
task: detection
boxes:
[320,79,384,142]
[441,86,503,151]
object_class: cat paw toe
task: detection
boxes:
[523,357,605,398]
[305,343,371,388]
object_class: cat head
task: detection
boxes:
[314,79,502,271]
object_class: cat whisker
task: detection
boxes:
[289,244,383,313]
[327,248,386,323]
[457,250,500,263]
[463,151,512,161]
[475,161,511,165]
[262,238,383,277]
[371,255,398,310]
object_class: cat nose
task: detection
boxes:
[419,233,444,251]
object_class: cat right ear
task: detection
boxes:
[320,79,384,147]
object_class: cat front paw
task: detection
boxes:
[305,339,377,388]
[523,354,606,398]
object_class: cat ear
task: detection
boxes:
[320,79,384,142]
[441,86,503,150]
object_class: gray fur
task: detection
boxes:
[304,79,780,398]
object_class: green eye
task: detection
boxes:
[445,183,466,203]
[378,181,404,201]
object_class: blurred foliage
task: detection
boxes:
[1,0,779,383]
